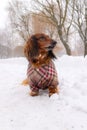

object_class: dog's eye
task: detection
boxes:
[39,37,46,41]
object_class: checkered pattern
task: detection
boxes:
[27,61,58,92]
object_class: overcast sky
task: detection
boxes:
[0,0,32,29]
[0,0,9,28]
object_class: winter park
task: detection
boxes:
[0,0,87,130]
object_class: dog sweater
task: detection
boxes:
[27,61,58,92]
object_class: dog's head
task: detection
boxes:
[24,33,57,65]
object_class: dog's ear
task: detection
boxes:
[29,36,39,61]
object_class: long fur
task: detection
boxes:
[22,33,59,96]
[24,33,57,66]
[29,36,39,59]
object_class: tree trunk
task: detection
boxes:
[57,27,71,55]
[84,40,87,56]
[63,42,71,55]
[84,5,87,56]
[60,36,71,55]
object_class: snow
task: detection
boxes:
[0,56,87,130]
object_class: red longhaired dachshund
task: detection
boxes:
[22,33,59,97]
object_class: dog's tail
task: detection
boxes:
[21,78,29,86]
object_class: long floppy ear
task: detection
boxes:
[24,35,39,63]
[29,36,39,58]
[24,36,39,62]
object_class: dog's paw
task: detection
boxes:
[49,92,58,97]
[49,93,59,100]
[29,91,39,96]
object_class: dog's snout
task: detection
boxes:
[51,40,57,48]
[52,40,57,45]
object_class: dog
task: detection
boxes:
[22,33,59,97]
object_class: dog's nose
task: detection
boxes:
[51,40,57,48]
[52,41,57,45]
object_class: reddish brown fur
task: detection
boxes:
[24,33,56,67]
[22,33,59,96]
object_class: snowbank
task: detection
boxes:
[0,56,87,130]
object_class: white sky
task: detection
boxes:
[0,0,9,28]
[0,0,32,29]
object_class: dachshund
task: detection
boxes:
[22,33,59,97]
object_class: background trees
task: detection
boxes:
[0,0,87,58]
[73,0,87,56]
[31,0,76,55]
[7,0,76,55]
[0,27,13,58]
[7,0,32,42]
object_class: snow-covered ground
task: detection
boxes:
[0,55,87,130]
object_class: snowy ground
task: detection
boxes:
[0,55,87,130]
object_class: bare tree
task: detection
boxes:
[7,0,60,46]
[7,0,32,42]
[73,0,87,56]
[0,27,12,47]
[32,0,75,55]
[31,12,58,39]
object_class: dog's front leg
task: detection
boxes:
[29,86,39,96]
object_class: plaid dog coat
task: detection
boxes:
[27,61,58,92]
